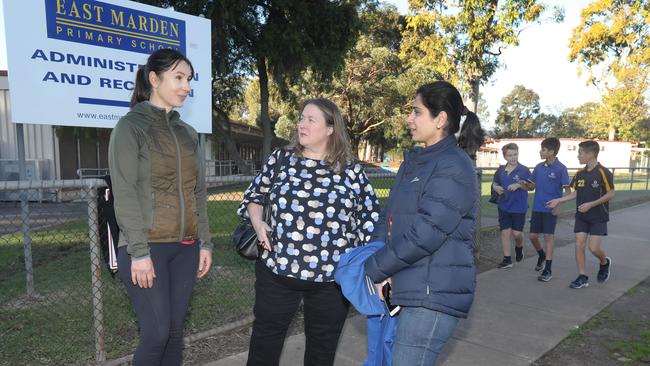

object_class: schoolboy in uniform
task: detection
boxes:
[526,138,570,282]
[493,143,532,269]
[547,140,614,289]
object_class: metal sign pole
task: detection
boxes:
[16,123,35,296]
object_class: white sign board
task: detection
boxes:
[2,0,212,133]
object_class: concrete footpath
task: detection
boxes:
[207,202,650,366]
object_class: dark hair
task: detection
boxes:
[291,98,354,172]
[501,143,519,156]
[416,81,485,160]
[130,49,194,107]
[541,137,561,156]
[579,140,600,157]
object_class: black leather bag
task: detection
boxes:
[488,166,504,204]
[231,150,284,260]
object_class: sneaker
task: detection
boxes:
[497,259,513,269]
[535,254,546,271]
[570,275,589,289]
[515,247,524,262]
[538,269,553,282]
[597,257,612,283]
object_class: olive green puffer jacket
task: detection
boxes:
[108,102,212,258]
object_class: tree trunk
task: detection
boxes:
[467,78,481,259]
[608,127,616,141]
[351,135,361,159]
[257,57,273,162]
[468,78,480,113]
[211,107,253,175]
[361,140,369,161]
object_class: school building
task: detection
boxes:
[483,138,636,169]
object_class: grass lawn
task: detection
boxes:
[0,215,257,365]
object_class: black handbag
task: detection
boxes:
[231,150,284,259]
[488,165,504,204]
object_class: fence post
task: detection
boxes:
[86,184,106,362]
[646,168,649,191]
[630,168,634,191]
[474,169,482,259]
[20,190,34,296]
[16,123,34,296]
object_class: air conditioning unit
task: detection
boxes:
[0,159,56,201]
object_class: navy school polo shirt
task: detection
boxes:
[494,164,531,214]
[531,159,570,212]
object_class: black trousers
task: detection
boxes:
[247,260,350,366]
[117,242,199,366]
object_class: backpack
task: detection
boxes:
[98,175,120,275]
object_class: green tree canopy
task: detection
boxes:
[547,102,596,138]
[493,85,544,138]
[569,0,649,89]
[328,5,407,154]
[400,0,556,112]
[569,0,649,141]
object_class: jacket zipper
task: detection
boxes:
[167,113,185,241]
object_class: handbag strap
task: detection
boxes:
[263,148,285,203]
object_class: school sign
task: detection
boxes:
[2,0,212,133]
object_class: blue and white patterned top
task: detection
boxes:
[238,148,381,282]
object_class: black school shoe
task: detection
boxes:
[538,269,552,282]
[498,258,513,269]
[570,274,589,289]
[597,257,612,283]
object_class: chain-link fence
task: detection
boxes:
[0,167,648,365]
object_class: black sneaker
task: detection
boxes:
[538,269,552,282]
[497,259,513,269]
[535,254,546,271]
[515,247,524,262]
[597,257,612,283]
[570,275,589,289]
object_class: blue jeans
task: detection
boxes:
[392,307,459,366]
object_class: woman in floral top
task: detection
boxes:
[238,98,380,366]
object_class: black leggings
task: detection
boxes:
[247,260,350,366]
[118,242,199,366]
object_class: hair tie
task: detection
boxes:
[461,105,469,116]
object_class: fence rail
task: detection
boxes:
[0,167,648,365]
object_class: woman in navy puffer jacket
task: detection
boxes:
[365,81,485,365]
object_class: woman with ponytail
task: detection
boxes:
[364,81,485,365]
[108,49,212,365]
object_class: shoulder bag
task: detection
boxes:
[231,150,284,259]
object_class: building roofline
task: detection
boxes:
[492,138,633,144]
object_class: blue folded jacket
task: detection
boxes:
[336,242,396,366]
[335,241,387,316]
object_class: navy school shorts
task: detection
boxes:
[529,211,558,235]
[574,217,607,236]
[498,209,526,232]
